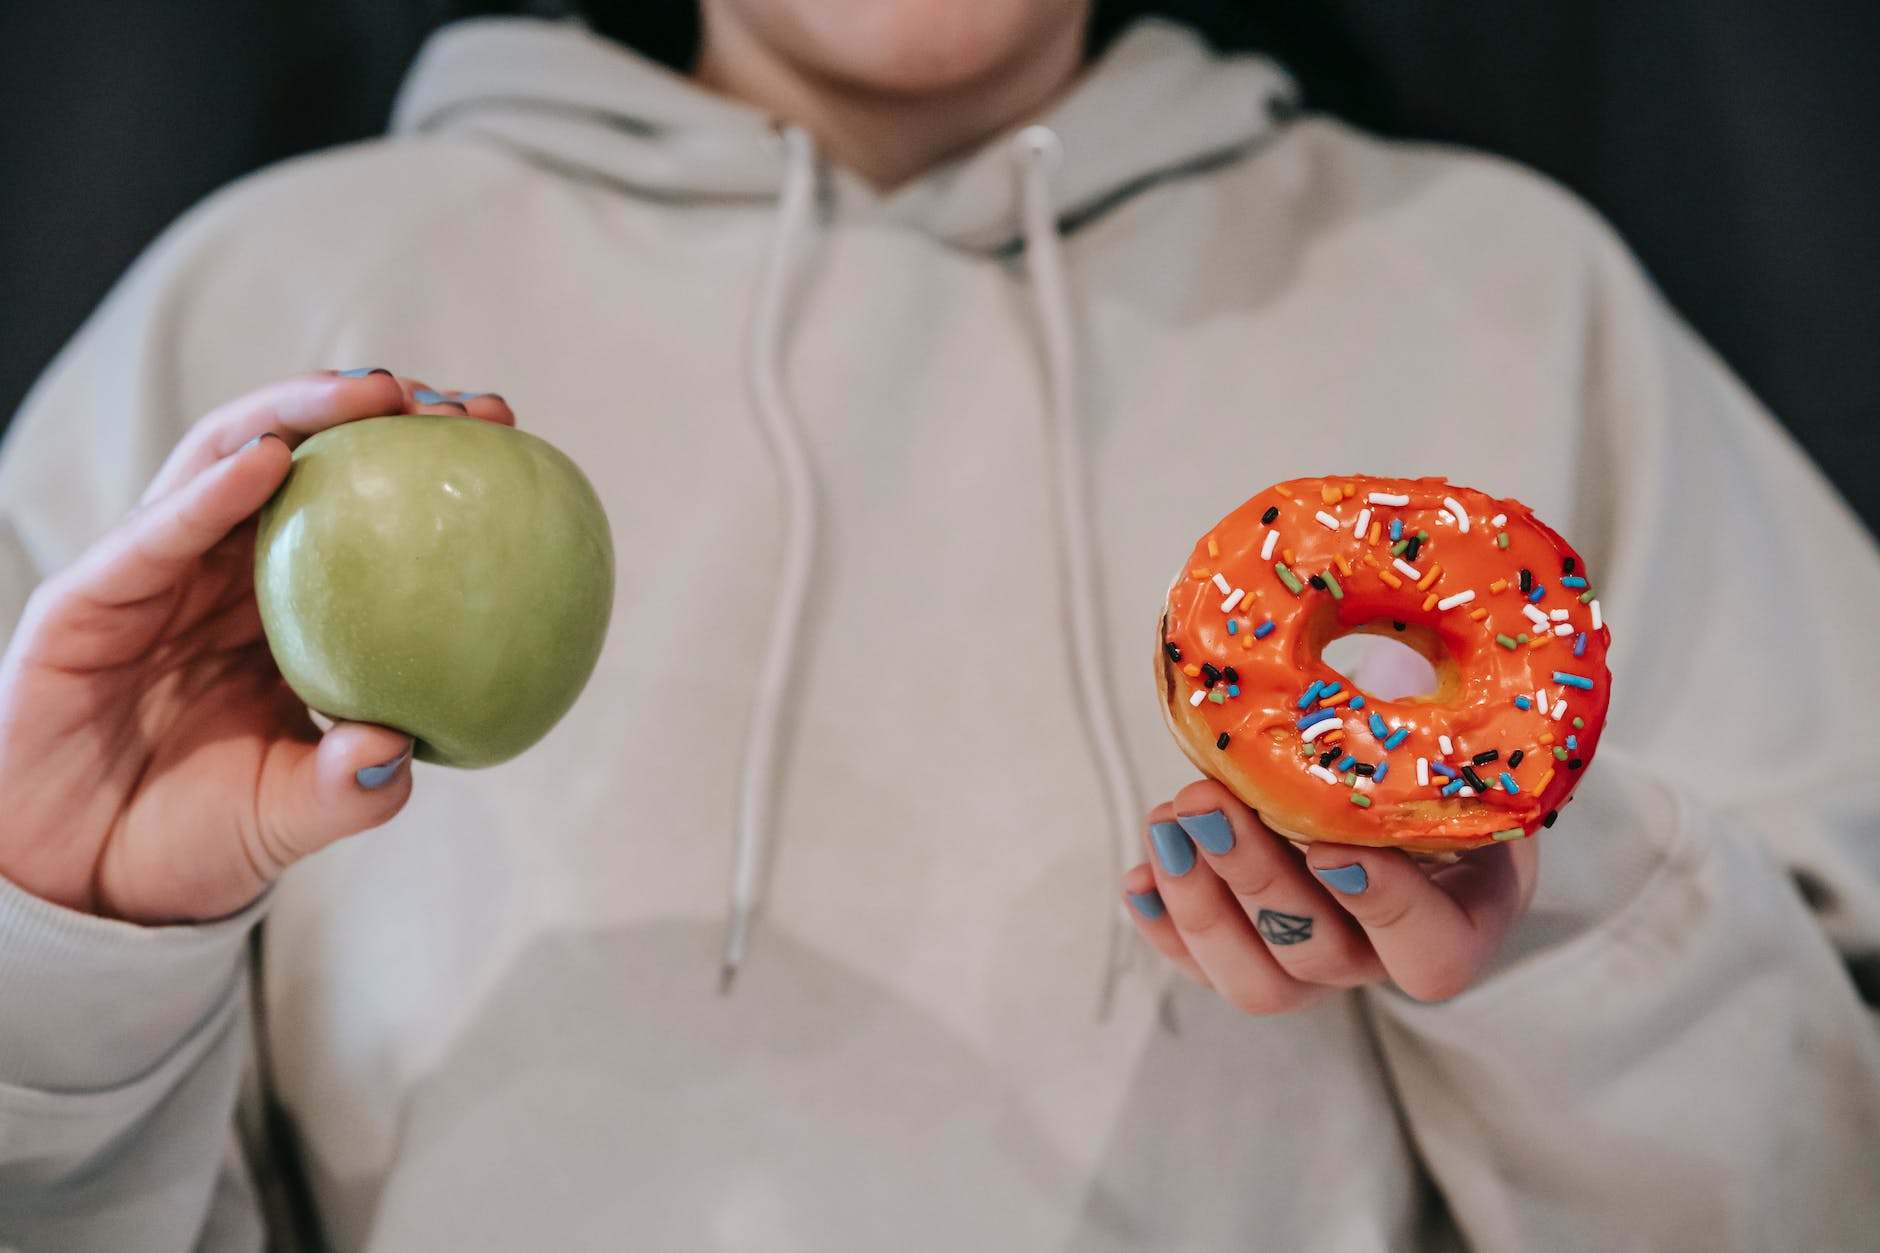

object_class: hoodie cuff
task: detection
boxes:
[0,875,268,1093]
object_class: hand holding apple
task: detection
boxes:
[0,372,544,923]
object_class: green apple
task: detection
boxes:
[254,415,614,767]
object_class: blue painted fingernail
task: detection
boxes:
[1176,809,1234,855]
[1128,890,1166,920]
[1314,863,1369,895]
[1149,821,1196,876]
[338,367,392,378]
[413,388,449,404]
[355,744,412,790]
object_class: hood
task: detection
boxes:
[390,14,1296,251]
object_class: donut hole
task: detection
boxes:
[1320,624,1447,701]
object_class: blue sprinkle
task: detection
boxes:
[1368,712,1389,739]
[1389,518,1403,541]
[1373,760,1389,781]
[1319,682,1342,698]
[1350,695,1365,710]
[1254,619,1276,639]
[1336,755,1356,771]
[1573,631,1586,657]
[1441,778,1467,797]
[1297,707,1338,730]
[1562,576,1588,588]
[1567,735,1578,749]
[1528,585,1546,603]
[1430,762,1459,779]
[1384,727,1409,750]
[1297,682,1323,710]
[1552,671,1595,690]
[1227,685,1240,697]
[1499,771,1519,794]
[1227,620,1238,635]
[1515,695,1532,710]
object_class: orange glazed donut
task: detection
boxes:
[1158,477,1612,854]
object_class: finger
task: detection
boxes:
[397,381,515,427]
[141,370,405,504]
[1120,862,1210,988]
[256,722,416,872]
[1170,779,1385,989]
[1144,802,1327,1016]
[1304,840,1525,1001]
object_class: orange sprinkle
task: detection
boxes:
[1283,549,1296,565]
[1183,664,1201,677]
[1274,484,1294,499]
[1421,592,1439,612]
[1536,768,1555,792]
[1321,484,1342,505]
[1489,578,1509,593]
[1241,633,1253,650]
[1362,552,1381,568]
[1417,562,1443,591]
[1342,483,1356,499]
[1527,633,1551,649]
[1469,607,1489,620]
[1378,570,1403,589]
[1319,690,1355,707]
[1321,729,1344,743]
[1368,520,1381,544]
[1334,555,1352,577]
[1192,568,1211,580]
[1207,537,1220,558]
[1538,732,1555,745]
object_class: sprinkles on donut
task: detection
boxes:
[1158,477,1611,854]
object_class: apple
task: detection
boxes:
[254,415,615,767]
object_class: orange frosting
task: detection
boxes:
[1161,477,1612,848]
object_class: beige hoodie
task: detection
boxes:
[0,16,1875,1253]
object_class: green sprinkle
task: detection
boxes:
[1553,746,1569,760]
[1322,570,1343,600]
[1416,530,1429,542]
[1390,539,1409,556]
[1517,632,1530,643]
[1496,633,1518,649]
[1496,532,1510,549]
[1572,716,1585,729]
[1349,793,1373,808]
[1208,689,1226,705]
[1580,589,1596,603]
[1343,770,1358,785]
[1491,828,1525,842]
[1275,562,1304,595]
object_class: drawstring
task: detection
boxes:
[1013,126,1145,1019]
[721,125,819,993]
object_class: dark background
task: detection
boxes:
[3,1,1875,532]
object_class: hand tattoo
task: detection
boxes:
[1256,909,1313,946]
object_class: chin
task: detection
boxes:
[728,0,1087,96]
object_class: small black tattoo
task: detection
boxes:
[1256,909,1313,946]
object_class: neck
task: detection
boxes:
[692,5,1088,190]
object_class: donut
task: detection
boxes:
[1158,477,1611,854]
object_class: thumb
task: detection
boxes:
[264,721,415,864]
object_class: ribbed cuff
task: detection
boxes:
[0,875,269,1092]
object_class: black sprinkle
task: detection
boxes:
[1405,536,1423,561]
[1567,757,1584,770]
[1261,506,1280,525]
[1543,809,1559,828]
[1164,642,1182,663]
[1308,574,1327,590]
[1461,765,1488,792]
[1319,749,1339,767]
[1563,557,1576,574]
[1392,620,1407,631]
[1222,666,1240,685]
[1519,568,1533,594]
[1471,750,1499,766]
[1216,732,1231,750]
[1353,762,1377,777]
[1200,663,1221,683]
[1508,750,1525,768]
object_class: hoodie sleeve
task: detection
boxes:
[0,216,272,1253]
[1365,209,1880,1253]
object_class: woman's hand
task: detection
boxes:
[0,369,515,924]
[1122,779,1539,1009]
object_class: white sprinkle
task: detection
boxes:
[1554,622,1574,636]
[1552,698,1568,721]
[1222,588,1246,613]
[1491,513,1508,528]
[1442,497,1471,533]
[1439,734,1454,756]
[1302,718,1344,743]
[1315,510,1342,531]
[1522,604,1549,627]
[1261,529,1279,561]
[1459,786,1477,798]
[1355,507,1372,536]
[1212,572,1231,594]
[1549,608,1570,621]
[1190,689,1208,707]
[1368,492,1410,506]
[1535,688,1548,709]
[1416,757,1430,787]
[1436,589,1476,610]
[1394,558,1423,580]
[1308,764,1339,784]
[1591,599,1603,631]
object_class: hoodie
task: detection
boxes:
[1,16,1876,1253]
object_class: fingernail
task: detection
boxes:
[452,391,487,401]
[238,432,284,453]
[337,367,393,378]
[1127,890,1166,921]
[355,743,413,790]
[1176,809,1234,855]
[413,388,450,404]
[1313,863,1369,895]
[1149,821,1196,876]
